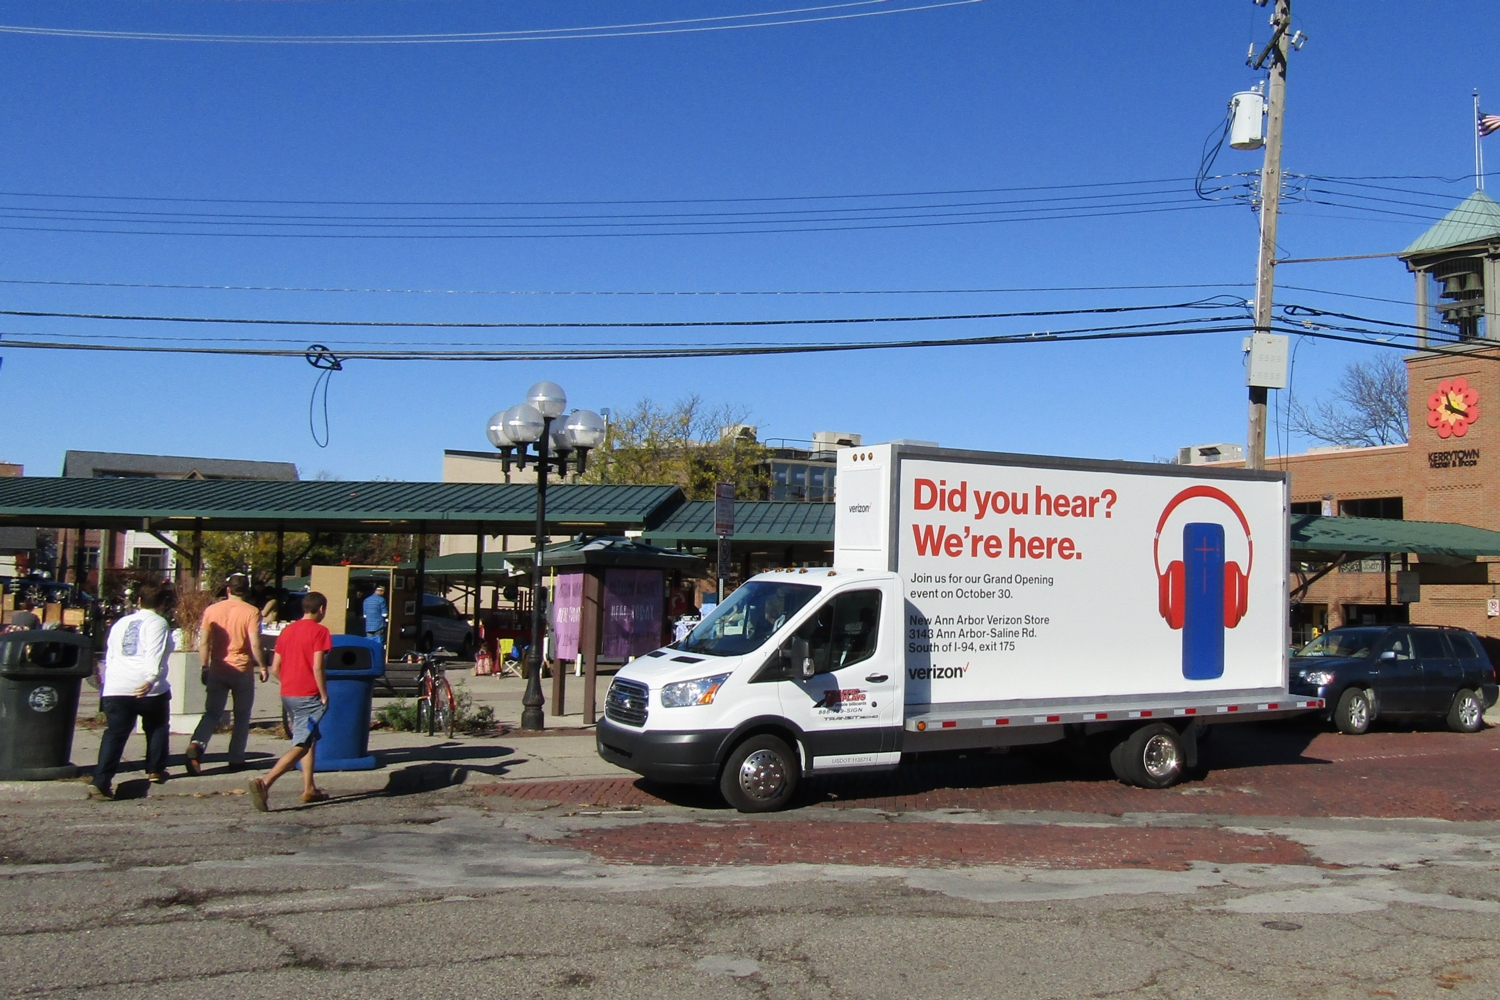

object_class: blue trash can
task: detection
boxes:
[310,635,385,771]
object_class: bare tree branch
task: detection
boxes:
[1290,354,1408,448]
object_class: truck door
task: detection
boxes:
[778,587,900,770]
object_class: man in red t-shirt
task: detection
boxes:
[248,592,332,811]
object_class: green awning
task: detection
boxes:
[410,551,522,579]
[1290,514,1500,559]
[0,478,685,535]
[501,536,705,572]
[643,500,835,546]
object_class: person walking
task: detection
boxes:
[247,591,331,811]
[186,574,267,775]
[363,584,388,641]
[89,582,175,799]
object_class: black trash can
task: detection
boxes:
[0,630,94,780]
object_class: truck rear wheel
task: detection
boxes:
[719,734,799,813]
[1109,723,1186,789]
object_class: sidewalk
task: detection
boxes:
[1,670,628,803]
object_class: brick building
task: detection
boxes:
[1252,192,1500,643]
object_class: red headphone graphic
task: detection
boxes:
[1153,485,1254,630]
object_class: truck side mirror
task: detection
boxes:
[779,636,813,679]
[789,637,814,679]
[1379,650,1396,661]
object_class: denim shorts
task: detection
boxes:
[282,695,325,747]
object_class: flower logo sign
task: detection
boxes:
[1427,378,1480,439]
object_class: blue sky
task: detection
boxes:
[0,1,1495,480]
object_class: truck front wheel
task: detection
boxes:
[1109,723,1186,789]
[719,734,799,813]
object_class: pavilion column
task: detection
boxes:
[191,522,203,590]
[473,528,485,640]
[73,523,87,595]
[580,569,602,726]
[551,564,567,717]
[274,527,285,622]
[414,524,427,647]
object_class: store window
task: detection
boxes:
[1338,497,1403,520]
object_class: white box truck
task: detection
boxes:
[597,442,1323,811]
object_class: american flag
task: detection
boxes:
[1481,112,1500,137]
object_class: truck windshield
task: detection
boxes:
[680,581,820,657]
[1296,629,1383,659]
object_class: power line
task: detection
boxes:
[4,317,1477,364]
[0,1,984,44]
[1277,284,1413,307]
[0,297,1246,330]
[0,201,1228,239]
[0,193,1214,230]
[0,174,1204,208]
[0,188,1206,224]
[0,276,1253,296]
[0,318,1257,361]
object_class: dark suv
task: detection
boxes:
[1289,625,1499,735]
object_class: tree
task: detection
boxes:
[198,531,418,587]
[1291,354,1408,448]
[582,395,772,500]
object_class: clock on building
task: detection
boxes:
[1427,377,1479,438]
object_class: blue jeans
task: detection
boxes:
[94,694,170,790]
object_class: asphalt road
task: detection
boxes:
[5,720,1500,998]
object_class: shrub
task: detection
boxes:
[373,699,419,731]
[370,682,498,734]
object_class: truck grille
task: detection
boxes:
[605,678,650,728]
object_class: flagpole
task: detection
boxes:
[1476,90,1485,191]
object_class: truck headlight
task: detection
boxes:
[1301,670,1334,686]
[660,673,731,708]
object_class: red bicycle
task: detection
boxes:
[409,650,457,738]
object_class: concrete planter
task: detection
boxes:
[134,650,208,735]
[167,650,208,735]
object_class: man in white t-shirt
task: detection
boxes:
[89,581,176,799]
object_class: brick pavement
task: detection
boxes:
[478,722,1500,820]
[558,820,1322,870]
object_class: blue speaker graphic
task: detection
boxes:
[1154,487,1253,681]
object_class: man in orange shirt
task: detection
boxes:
[187,574,267,775]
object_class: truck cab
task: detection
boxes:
[597,567,905,811]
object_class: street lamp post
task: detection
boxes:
[486,382,606,730]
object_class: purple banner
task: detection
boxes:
[602,569,664,659]
[552,571,584,661]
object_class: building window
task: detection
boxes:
[1289,502,1321,516]
[770,461,836,503]
[133,548,168,571]
[1338,497,1402,520]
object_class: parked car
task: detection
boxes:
[416,594,475,658]
[1289,625,1499,735]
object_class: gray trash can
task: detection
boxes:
[0,631,94,780]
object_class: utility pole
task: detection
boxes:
[1247,0,1291,470]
